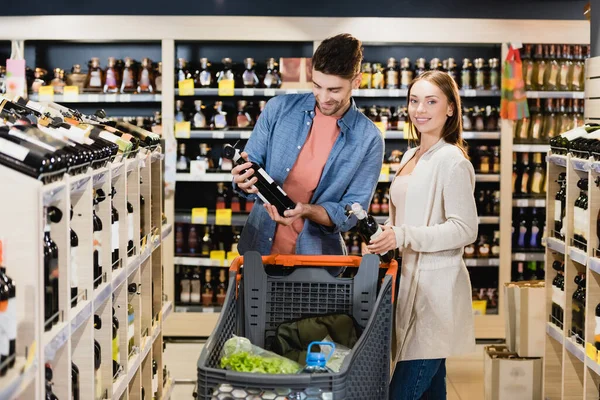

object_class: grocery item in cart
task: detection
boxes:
[220,336,301,374]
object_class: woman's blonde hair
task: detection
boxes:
[406,70,469,158]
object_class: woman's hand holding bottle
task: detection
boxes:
[367,225,398,254]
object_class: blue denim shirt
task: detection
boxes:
[237,93,384,255]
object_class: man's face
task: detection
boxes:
[311,69,360,117]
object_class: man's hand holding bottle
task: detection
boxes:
[231,151,258,194]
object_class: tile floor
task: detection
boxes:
[164,341,487,400]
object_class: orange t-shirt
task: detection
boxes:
[271,106,341,254]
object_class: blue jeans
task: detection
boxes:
[389,359,446,400]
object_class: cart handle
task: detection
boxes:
[229,254,398,303]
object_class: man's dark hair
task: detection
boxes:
[312,33,363,80]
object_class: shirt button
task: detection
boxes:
[297,146,301,149]
[269,238,273,242]
[286,168,290,172]
[306,122,310,126]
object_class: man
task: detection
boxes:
[232,33,384,256]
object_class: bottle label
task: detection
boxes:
[106,69,117,88]
[531,173,543,194]
[180,280,191,303]
[572,65,583,87]
[190,281,201,303]
[530,226,539,247]
[464,246,475,256]
[257,168,275,184]
[200,71,212,87]
[112,221,119,252]
[548,65,559,86]
[112,337,119,361]
[461,71,471,89]
[372,73,384,89]
[93,231,103,269]
[194,113,207,129]
[139,69,150,90]
[214,114,227,129]
[360,73,372,89]
[490,70,499,89]
[176,157,188,171]
[525,65,534,86]
[479,246,490,256]
[127,317,134,341]
[559,65,569,87]
[0,137,29,162]
[122,70,134,88]
[71,246,79,288]
[0,330,8,357]
[90,70,102,88]
[537,65,547,87]
[98,131,118,144]
[128,213,134,242]
[551,286,558,305]
[386,71,398,87]
[521,174,529,194]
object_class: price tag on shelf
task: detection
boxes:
[242,88,255,96]
[105,94,117,102]
[178,79,195,96]
[240,131,252,139]
[514,253,526,261]
[212,131,225,139]
[218,80,235,96]
[88,94,100,103]
[63,86,79,102]
[286,89,299,94]
[174,121,191,139]
[210,250,226,266]
[264,89,276,97]
[515,199,528,207]
[388,89,402,97]
[203,307,215,313]
[463,89,477,97]
[379,165,390,182]
[227,251,240,265]
[119,94,132,102]
[586,342,597,362]
[38,86,54,101]
[364,89,378,97]
[191,208,208,224]
[534,199,546,207]
[215,209,232,226]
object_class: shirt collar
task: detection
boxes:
[301,94,359,131]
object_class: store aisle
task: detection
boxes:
[163,341,486,399]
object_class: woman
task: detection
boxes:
[367,70,478,399]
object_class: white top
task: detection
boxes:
[387,139,478,362]
[390,174,410,227]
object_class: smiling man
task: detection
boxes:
[232,33,384,257]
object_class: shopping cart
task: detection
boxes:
[196,251,398,400]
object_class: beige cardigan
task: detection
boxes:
[388,139,478,362]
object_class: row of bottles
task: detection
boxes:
[107,113,163,134]
[551,125,600,160]
[550,260,565,329]
[470,145,501,175]
[175,99,264,130]
[513,98,585,144]
[464,231,501,259]
[368,187,390,216]
[175,266,229,308]
[0,241,16,377]
[30,57,162,94]
[572,272,586,345]
[175,142,238,174]
[476,189,501,217]
[512,208,545,251]
[359,57,500,90]
[521,43,589,92]
[512,152,547,197]
[177,57,282,89]
[512,261,545,282]
[175,223,240,257]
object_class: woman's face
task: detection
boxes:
[408,79,454,139]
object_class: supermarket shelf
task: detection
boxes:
[92,168,109,188]
[176,88,500,98]
[565,337,585,362]
[177,88,311,97]
[70,299,93,334]
[112,372,128,400]
[592,161,600,174]
[111,162,125,180]
[569,246,588,266]
[162,379,174,400]
[0,357,36,400]
[513,198,546,207]
[475,174,501,183]
[173,256,230,267]
[525,91,585,99]
[590,257,600,275]
[176,173,230,182]
[547,237,566,255]
[547,154,567,167]
[174,212,248,226]
[44,320,70,362]
[465,258,500,267]
[70,175,91,195]
[478,216,500,224]
[28,92,162,103]
[587,355,600,377]
[94,281,112,311]
[547,322,564,344]
[162,301,174,323]
[512,252,546,262]
[187,130,252,140]
[174,305,223,313]
[571,157,591,172]
[385,131,501,140]
[513,144,550,153]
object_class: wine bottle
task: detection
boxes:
[216,269,227,306]
[350,203,394,263]
[0,274,8,376]
[112,306,121,377]
[202,268,214,307]
[572,274,585,344]
[94,340,102,400]
[70,206,79,306]
[110,186,120,268]
[93,191,104,289]
[179,267,191,304]
[551,261,563,326]
[127,283,136,355]
[44,207,61,330]
[0,244,15,370]
[127,201,135,256]
[222,144,296,215]
[191,267,201,304]
[72,362,80,400]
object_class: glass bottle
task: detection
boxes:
[120,57,136,93]
[489,58,500,91]
[512,153,519,195]
[415,58,427,78]
[477,235,491,258]
[179,267,191,304]
[528,99,544,143]
[371,63,385,89]
[202,269,214,306]
[492,146,501,174]
[385,58,399,89]
[175,100,186,123]
[31,67,48,93]
[529,208,542,249]
[112,306,120,377]
[530,153,545,195]
[127,283,136,355]
[474,58,486,90]
[478,146,490,174]
[461,58,473,90]
[462,107,473,131]
[544,44,560,91]
[137,57,155,93]
[533,44,547,91]
[155,62,162,93]
[263,58,281,88]
[50,68,65,94]
[429,58,442,71]
[360,63,372,89]
[522,44,535,91]
[66,64,87,91]
[485,106,499,132]
[572,45,585,91]
[216,269,227,306]
[400,58,413,89]
[558,45,573,92]
[242,58,259,88]
[236,100,252,128]
[176,58,191,82]
[520,153,531,195]
[473,106,485,132]
[188,225,198,255]
[558,98,572,134]
[201,226,212,257]
[195,58,212,88]
[543,99,558,140]
[127,201,135,256]
[211,101,228,129]
[446,58,458,84]
[85,58,104,92]
[491,231,501,257]
[104,57,120,94]
[516,208,528,250]
[190,268,201,304]
[176,143,189,172]
[192,100,206,129]
[464,242,476,258]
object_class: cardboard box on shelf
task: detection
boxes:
[504,280,545,357]
[484,345,543,400]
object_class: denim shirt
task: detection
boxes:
[236,93,384,255]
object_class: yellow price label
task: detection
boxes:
[218,79,235,96]
[210,250,226,266]
[375,121,387,136]
[191,208,208,224]
[175,121,191,139]
[227,251,240,264]
[38,86,54,101]
[379,164,390,182]
[178,79,195,96]
[24,340,37,369]
[403,124,418,140]
[472,300,487,315]
[215,209,232,226]
[63,86,79,102]
[586,342,597,361]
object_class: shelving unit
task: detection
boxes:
[0,136,171,399]
[542,56,600,400]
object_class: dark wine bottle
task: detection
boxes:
[0,253,15,370]
[110,186,120,268]
[72,362,80,400]
[112,306,121,378]
[127,201,135,256]
[350,203,394,263]
[93,191,104,289]
[223,144,296,215]
[70,206,79,307]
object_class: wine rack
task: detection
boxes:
[0,138,172,399]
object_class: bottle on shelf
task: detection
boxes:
[110,186,120,268]
[177,58,191,83]
[532,44,547,91]
[350,203,394,263]
[558,44,573,92]
[155,62,163,93]
[522,44,535,91]
[520,153,531,195]
[72,362,80,400]
[530,153,545,195]
[385,58,399,89]
[477,235,491,258]
[236,100,252,129]
[516,208,528,250]
[491,231,500,257]
[216,269,227,306]
[360,63,372,89]
[544,44,560,91]
[94,339,102,400]
[70,206,79,306]
[179,266,191,304]
[193,57,212,88]
[211,101,228,130]
[85,57,104,92]
[104,57,120,94]
[137,57,155,93]
[400,58,413,89]
[489,58,500,91]
[572,45,585,91]
[202,268,214,306]
[201,226,212,257]
[371,63,384,89]
[461,58,473,89]
[474,58,486,90]
[93,190,104,288]
[66,64,87,91]
[192,100,206,129]
[120,57,136,94]
[573,178,589,250]
[128,283,136,355]
[187,225,198,255]
[242,58,260,88]
[44,206,61,331]
[191,267,202,304]
[529,208,542,249]
[516,262,525,281]
[550,260,564,328]
[50,68,65,94]
[571,273,586,345]
[30,67,48,93]
[216,58,235,85]
[176,143,189,172]
[127,200,135,256]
